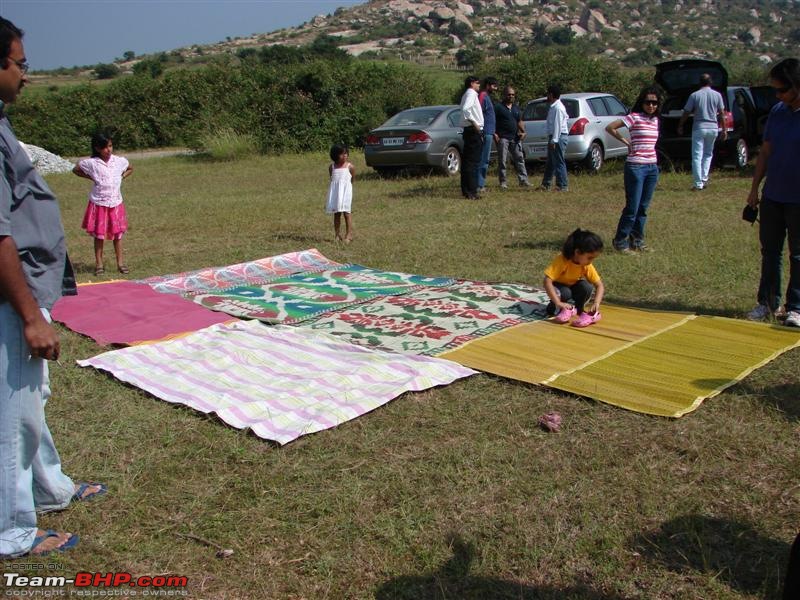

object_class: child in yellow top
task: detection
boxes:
[543,228,605,328]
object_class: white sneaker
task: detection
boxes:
[747,304,771,321]
[784,310,800,327]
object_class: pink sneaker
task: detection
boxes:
[571,311,601,328]
[553,305,576,324]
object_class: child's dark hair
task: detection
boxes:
[330,143,348,163]
[90,133,112,158]
[562,228,604,258]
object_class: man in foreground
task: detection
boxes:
[0,16,104,558]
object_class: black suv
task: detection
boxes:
[654,59,777,169]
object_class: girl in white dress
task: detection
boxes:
[325,144,355,243]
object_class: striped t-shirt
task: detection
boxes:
[622,113,659,164]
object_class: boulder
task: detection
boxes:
[758,55,772,64]
[747,26,761,44]
[570,23,587,37]
[450,34,462,47]
[579,7,607,33]
[456,1,474,16]
[453,13,474,31]
[431,6,456,20]
[311,14,327,27]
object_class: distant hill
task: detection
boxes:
[35,0,800,79]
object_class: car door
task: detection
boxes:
[749,86,779,143]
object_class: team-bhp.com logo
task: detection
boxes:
[3,572,188,596]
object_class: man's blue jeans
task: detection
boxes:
[0,304,74,557]
[542,137,568,190]
[757,197,800,312]
[477,132,493,189]
[691,128,717,188]
[613,162,659,250]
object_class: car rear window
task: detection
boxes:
[660,67,726,92]
[385,108,443,127]
[522,99,579,120]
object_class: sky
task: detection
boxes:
[0,0,365,71]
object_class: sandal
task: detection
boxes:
[94,266,105,276]
[72,481,108,503]
[29,529,79,556]
[117,265,130,274]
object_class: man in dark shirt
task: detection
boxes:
[0,17,103,558]
[494,86,530,189]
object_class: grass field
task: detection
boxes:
[7,152,797,599]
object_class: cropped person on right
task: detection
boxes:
[745,57,800,327]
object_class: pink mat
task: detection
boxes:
[52,281,235,346]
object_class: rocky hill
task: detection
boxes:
[162,0,798,68]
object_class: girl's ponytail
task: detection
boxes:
[562,228,604,258]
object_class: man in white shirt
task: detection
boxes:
[541,84,569,192]
[459,75,483,200]
[678,73,727,190]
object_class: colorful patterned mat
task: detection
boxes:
[297,280,551,356]
[52,281,236,346]
[190,264,456,325]
[78,321,476,445]
[138,248,340,295]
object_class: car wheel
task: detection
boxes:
[582,141,604,173]
[440,146,461,177]
[734,138,749,169]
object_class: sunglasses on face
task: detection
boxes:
[774,85,792,94]
[10,58,28,74]
[643,100,659,106]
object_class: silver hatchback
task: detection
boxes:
[521,93,630,173]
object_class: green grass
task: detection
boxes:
[7,153,797,599]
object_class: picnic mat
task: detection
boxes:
[190,264,456,324]
[441,304,693,381]
[298,280,551,356]
[548,316,800,417]
[77,321,477,445]
[442,306,800,417]
[51,281,235,346]
[138,248,340,295]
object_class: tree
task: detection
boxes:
[456,48,484,68]
[132,58,164,78]
[93,63,120,79]
[122,50,135,61]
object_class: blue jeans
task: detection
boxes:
[614,163,659,249]
[691,128,717,188]
[757,197,800,312]
[477,132,493,189]
[0,304,74,558]
[542,137,568,190]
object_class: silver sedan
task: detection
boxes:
[364,105,465,177]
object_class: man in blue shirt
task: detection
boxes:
[0,17,104,558]
[746,58,800,328]
[477,76,498,193]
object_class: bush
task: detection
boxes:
[195,128,256,160]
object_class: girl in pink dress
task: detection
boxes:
[73,133,133,275]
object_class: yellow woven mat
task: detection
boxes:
[549,315,800,417]
[440,304,693,384]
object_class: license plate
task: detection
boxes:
[532,144,547,153]
[382,137,405,146]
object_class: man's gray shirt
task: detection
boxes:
[683,86,725,130]
[0,106,76,309]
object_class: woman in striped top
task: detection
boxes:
[606,86,662,252]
